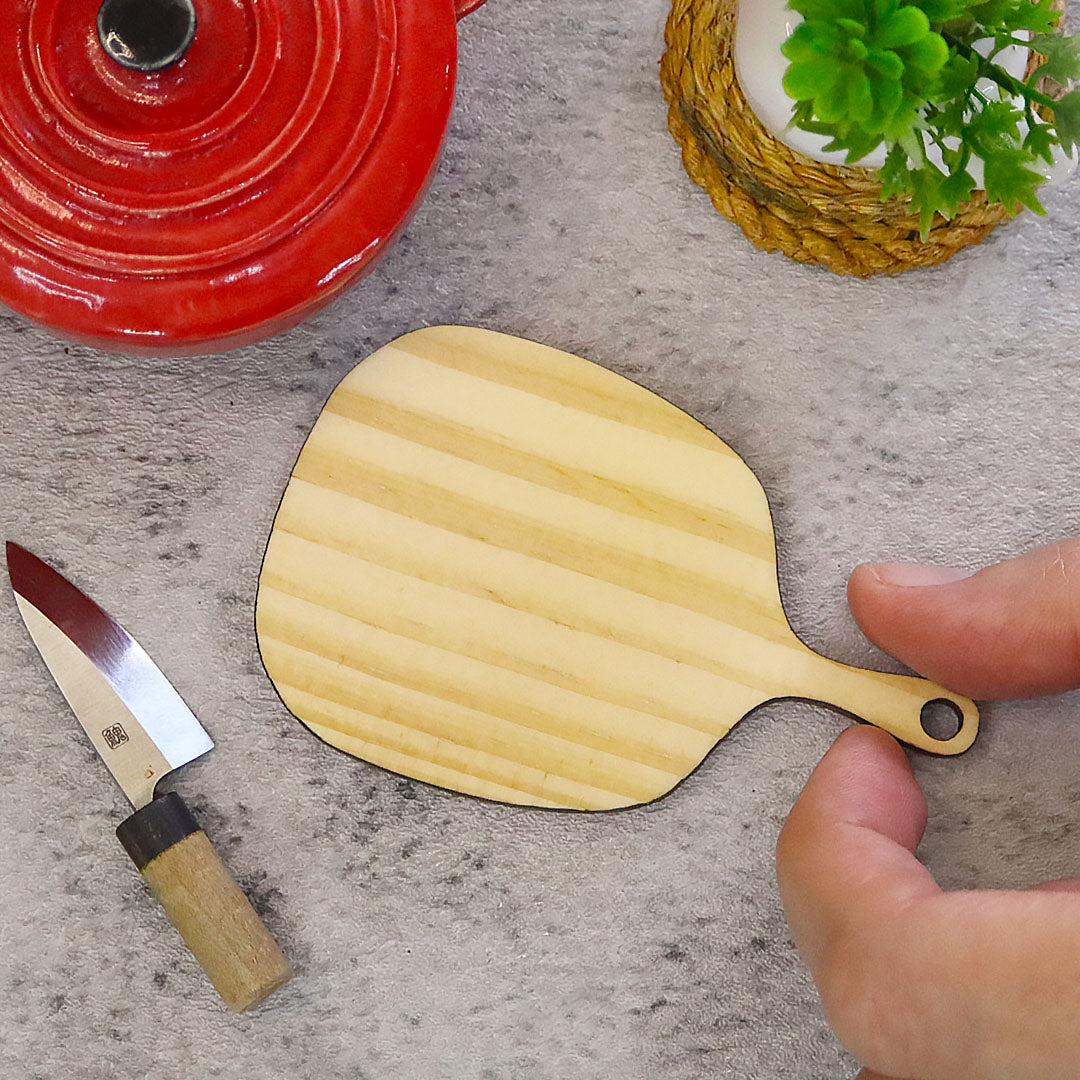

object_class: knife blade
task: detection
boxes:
[8,541,214,808]
[7,542,291,1011]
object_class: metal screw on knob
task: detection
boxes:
[97,0,197,72]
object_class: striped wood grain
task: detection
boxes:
[256,326,979,810]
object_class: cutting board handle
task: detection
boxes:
[455,0,488,19]
[116,793,292,1011]
[795,654,980,755]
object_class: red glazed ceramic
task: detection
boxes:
[0,0,486,354]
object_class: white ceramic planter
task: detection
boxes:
[732,0,1073,183]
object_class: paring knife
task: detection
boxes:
[7,542,292,1012]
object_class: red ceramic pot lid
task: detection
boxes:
[0,0,465,353]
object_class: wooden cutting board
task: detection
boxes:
[256,326,978,811]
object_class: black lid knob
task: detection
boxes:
[97,0,197,73]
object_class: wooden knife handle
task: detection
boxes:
[116,792,292,1012]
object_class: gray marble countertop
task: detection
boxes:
[3,2,1080,1077]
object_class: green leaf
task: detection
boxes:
[789,0,866,21]
[938,164,976,216]
[780,34,820,64]
[789,99,840,137]
[1052,87,1080,154]
[1024,120,1058,164]
[849,37,871,60]
[822,125,886,160]
[900,32,950,72]
[882,94,924,140]
[783,59,839,101]
[866,71,906,130]
[846,69,876,123]
[932,51,979,101]
[982,148,1047,214]
[1001,0,1059,33]
[879,6,930,48]
[930,96,968,137]
[879,141,912,198]
[908,163,950,238]
[866,46,906,80]
[966,99,1023,142]
[968,0,1013,25]
[916,0,973,22]
[819,71,859,121]
[836,17,868,38]
[1029,33,1080,86]
[781,22,834,63]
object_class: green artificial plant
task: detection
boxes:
[781,0,1080,236]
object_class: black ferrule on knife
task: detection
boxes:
[116,792,201,871]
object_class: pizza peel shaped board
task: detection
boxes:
[256,327,978,811]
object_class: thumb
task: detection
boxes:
[848,538,1080,700]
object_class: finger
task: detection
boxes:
[778,725,1080,1080]
[1032,878,1080,894]
[857,1072,907,1080]
[777,726,937,997]
[848,538,1080,699]
[777,727,939,1076]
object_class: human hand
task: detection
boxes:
[777,539,1080,1080]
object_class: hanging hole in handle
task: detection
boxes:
[920,699,964,742]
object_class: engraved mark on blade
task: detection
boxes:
[102,724,130,749]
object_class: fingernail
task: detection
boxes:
[867,562,973,587]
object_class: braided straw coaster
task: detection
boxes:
[660,0,1062,276]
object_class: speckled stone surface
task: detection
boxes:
[2,2,1080,1077]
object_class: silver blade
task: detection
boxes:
[7,542,213,809]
